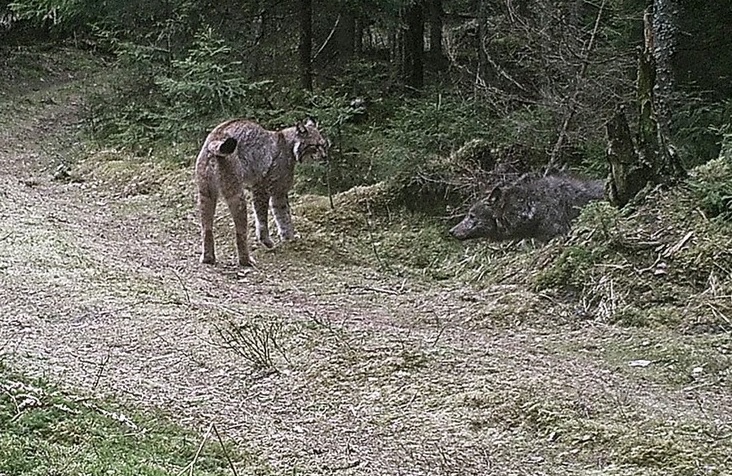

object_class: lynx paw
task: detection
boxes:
[239,255,257,267]
[279,231,300,242]
[259,236,275,249]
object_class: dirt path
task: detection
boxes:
[1,67,730,475]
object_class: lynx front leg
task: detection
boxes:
[224,190,255,267]
[197,184,218,264]
[271,194,296,241]
[252,187,275,248]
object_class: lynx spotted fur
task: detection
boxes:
[195,118,327,266]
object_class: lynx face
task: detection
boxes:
[293,118,328,162]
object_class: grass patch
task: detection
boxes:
[0,364,261,475]
[598,332,732,388]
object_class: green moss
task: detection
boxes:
[535,245,602,291]
[688,156,732,220]
[0,365,263,476]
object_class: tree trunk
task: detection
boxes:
[402,2,424,90]
[636,9,659,176]
[606,6,685,207]
[427,0,446,71]
[354,16,363,58]
[299,0,313,91]
[476,0,489,88]
[652,0,677,136]
[606,107,654,206]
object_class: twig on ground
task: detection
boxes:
[344,284,401,296]
[91,353,110,392]
[429,325,448,347]
[707,303,731,331]
[323,460,361,472]
[365,203,391,273]
[171,268,192,306]
[212,423,240,476]
[178,423,213,476]
[215,317,282,372]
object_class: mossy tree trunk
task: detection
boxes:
[606,5,685,207]
[606,107,654,206]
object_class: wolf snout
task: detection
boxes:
[449,222,467,240]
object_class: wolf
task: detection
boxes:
[450,175,605,242]
[195,118,328,266]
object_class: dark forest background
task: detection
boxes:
[1,0,730,200]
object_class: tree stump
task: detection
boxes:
[605,6,685,207]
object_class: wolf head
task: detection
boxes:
[449,188,503,240]
[293,118,328,162]
[450,185,537,241]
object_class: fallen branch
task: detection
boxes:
[178,423,213,476]
[213,423,240,476]
[344,283,401,296]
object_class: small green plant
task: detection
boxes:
[8,0,94,34]
[672,96,732,167]
[90,26,273,154]
[156,27,272,121]
[535,245,599,291]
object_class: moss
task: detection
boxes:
[688,156,732,220]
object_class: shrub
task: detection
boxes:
[89,27,272,156]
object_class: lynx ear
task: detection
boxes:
[304,117,317,128]
[295,121,308,135]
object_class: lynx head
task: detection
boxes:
[293,117,328,162]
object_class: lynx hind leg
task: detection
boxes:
[271,194,296,241]
[197,182,218,265]
[252,187,275,249]
[224,190,256,267]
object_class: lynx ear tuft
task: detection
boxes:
[219,137,237,155]
[295,121,308,135]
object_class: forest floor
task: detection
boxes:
[1,47,730,476]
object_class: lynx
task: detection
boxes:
[195,118,327,266]
[450,175,605,242]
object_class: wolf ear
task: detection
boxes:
[487,186,502,203]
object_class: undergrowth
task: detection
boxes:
[0,363,262,475]
[530,155,732,332]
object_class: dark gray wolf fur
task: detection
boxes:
[450,175,605,242]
